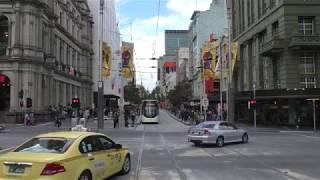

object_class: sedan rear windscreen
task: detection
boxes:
[196,123,215,129]
[14,137,73,154]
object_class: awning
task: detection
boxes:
[163,61,176,68]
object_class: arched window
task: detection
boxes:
[0,16,8,56]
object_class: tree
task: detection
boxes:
[124,85,141,104]
[167,80,192,107]
[150,86,161,100]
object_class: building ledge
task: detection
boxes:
[289,34,320,50]
[261,37,285,56]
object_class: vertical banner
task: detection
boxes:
[215,41,239,79]
[121,43,134,79]
[102,42,112,78]
[201,41,216,94]
[201,41,216,80]
[223,42,239,78]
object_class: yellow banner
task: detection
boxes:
[218,42,239,79]
[201,41,216,80]
[121,43,134,79]
[102,42,112,78]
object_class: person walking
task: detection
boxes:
[130,109,136,126]
[113,109,119,128]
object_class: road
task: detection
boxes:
[1,110,320,180]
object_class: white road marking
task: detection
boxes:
[279,169,318,180]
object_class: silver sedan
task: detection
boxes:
[187,121,248,147]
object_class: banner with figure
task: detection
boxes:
[223,42,239,78]
[201,41,216,80]
[215,42,239,79]
[102,42,112,77]
[121,42,134,79]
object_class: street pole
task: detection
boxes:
[313,99,316,132]
[202,62,207,121]
[97,0,104,130]
[306,98,318,132]
[253,83,256,129]
[219,36,223,120]
[227,1,233,122]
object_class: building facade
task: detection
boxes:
[158,30,189,98]
[165,30,189,55]
[176,47,190,83]
[0,0,94,123]
[88,0,122,109]
[231,0,320,126]
[189,0,227,100]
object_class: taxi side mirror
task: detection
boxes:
[113,144,122,149]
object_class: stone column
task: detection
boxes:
[9,70,19,112]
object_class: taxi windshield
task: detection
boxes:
[14,137,74,154]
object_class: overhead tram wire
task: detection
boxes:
[152,0,161,58]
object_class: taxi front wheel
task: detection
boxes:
[120,155,131,175]
[79,170,92,180]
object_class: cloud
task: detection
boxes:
[117,0,213,90]
[167,0,213,17]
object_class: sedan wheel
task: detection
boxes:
[120,155,131,175]
[216,137,224,147]
[242,133,249,143]
[79,171,92,180]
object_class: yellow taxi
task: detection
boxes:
[0,131,131,180]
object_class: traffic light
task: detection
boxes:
[72,98,80,108]
[26,98,32,108]
[250,99,257,109]
[18,90,24,99]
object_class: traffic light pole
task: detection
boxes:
[97,0,104,130]
[253,83,256,129]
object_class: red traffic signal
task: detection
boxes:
[250,99,257,105]
[0,74,10,87]
[72,98,80,108]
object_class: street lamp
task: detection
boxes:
[306,98,319,132]
[97,0,104,130]
[253,82,256,129]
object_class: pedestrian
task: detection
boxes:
[25,112,31,126]
[124,109,130,127]
[84,108,90,121]
[113,109,119,128]
[130,109,136,126]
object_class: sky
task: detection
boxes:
[115,0,214,92]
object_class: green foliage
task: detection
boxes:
[167,80,192,107]
[124,85,141,104]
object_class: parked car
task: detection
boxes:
[188,121,249,147]
[0,124,6,132]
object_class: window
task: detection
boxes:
[300,53,316,88]
[298,16,314,35]
[60,40,64,63]
[15,138,73,154]
[219,123,229,130]
[59,12,63,25]
[270,0,279,9]
[300,77,316,88]
[196,122,216,129]
[300,53,315,74]
[98,136,115,150]
[79,136,104,153]
[226,123,238,130]
[272,21,279,36]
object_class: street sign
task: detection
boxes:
[202,97,209,108]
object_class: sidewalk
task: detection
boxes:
[167,111,320,134]
[166,110,194,126]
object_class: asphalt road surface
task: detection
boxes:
[1,110,320,180]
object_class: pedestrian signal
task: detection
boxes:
[72,98,80,108]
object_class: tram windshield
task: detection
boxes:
[142,100,159,118]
